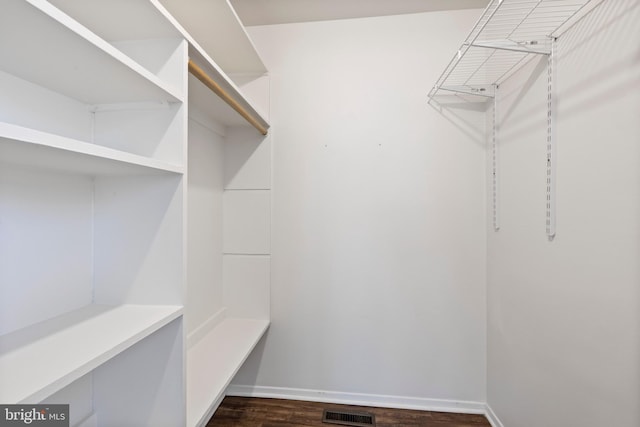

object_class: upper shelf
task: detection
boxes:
[157,0,268,76]
[429,0,595,99]
[47,0,270,133]
[0,0,183,105]
[151,0,270,133]
[47,0,181,42]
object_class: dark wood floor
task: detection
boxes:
[207,396,491,427]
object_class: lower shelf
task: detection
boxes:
[0,304,183,404]
[187,317,270,427]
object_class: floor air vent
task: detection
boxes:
[322,409,376,426]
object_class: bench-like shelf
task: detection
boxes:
[0,304,183,404]
[187,317,270,427]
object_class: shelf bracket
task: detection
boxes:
[435,85,495,98]
[468,39,551,55]
[546,38,557,240]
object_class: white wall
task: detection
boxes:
[186,119,225,337]
[232,9,488,408]
[487,1,640,426]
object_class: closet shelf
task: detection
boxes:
[428,0,595,100]
[0,304,183,404]
[46,0,270,133]
[153,0,271,133]
[157,0,268,76]
[0,122,184,175]
[47,0,182,42]
[154,0,271,134]
[0,0,182,105]
[187,318,270,427]
[188,59,269,135]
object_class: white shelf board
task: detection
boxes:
[0,304,183,404]
[43,0,270,131]
[0,0,182,105]
[187,317,270,427]
[157,0,267,75]
[149,1,270,132]
[188,73,267,129]
[47,0,181,42]
[0,122,183,175]
[429,0,595,99]
[48,0,270,132]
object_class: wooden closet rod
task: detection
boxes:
[188,59,268,136]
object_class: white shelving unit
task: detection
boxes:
[1,0,270,425]
[0,0,188,424]
[186,92,271,427]
[150,2,272,425]
[429,0,597,239]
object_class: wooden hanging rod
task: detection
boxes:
[188,59,268,136]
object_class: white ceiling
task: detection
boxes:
[230,0,490,26]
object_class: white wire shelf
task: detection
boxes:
[429,0,595,99]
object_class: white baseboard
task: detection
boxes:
[485,404,505,427]
[226,384,487,415]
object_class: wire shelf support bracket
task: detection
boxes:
[546,38,557,240]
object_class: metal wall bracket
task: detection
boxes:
[492,84,500,232]
[468,39,551,55]
[546,37,557,240]
[436,85,495,98]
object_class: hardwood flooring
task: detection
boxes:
[207,396,491,427]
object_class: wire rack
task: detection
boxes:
[428,0,595,99]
